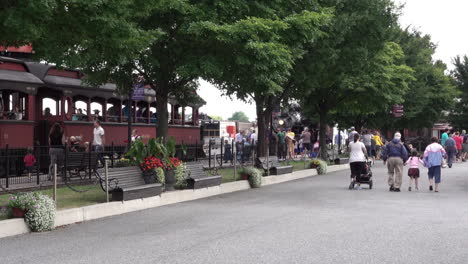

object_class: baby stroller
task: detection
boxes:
[349,160,373,189]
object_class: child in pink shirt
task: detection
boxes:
[406,151,424,191]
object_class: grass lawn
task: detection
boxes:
[0,184,107,220]
[215,160,315,184]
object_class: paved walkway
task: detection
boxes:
[1,162,468,264]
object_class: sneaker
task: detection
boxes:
[415,187,419,191]
[355,185,362,190]
[394,188,401,192]
[435,190,439,193]
[389,186,395,192]
[429,185,433,191]
[408,186,412,192]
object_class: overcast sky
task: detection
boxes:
[198,0,468,122]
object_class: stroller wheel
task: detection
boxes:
[369,180,373,189]
[349,181,355,190]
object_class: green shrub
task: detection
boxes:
[8,193,56,232]
[24,193,56,232]
[174,163,187,189]
[310,158,328,175]
[240,167,262,188]
[155,167,165,184]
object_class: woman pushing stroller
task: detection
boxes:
[348,133,369,190]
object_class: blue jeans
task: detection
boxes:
[428,166,441,183]
[94,145,105,168]
[446,148,456,166]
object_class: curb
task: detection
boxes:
[1,164,349,239]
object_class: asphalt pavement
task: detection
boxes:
[1,161,468,264]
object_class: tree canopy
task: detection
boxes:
[228,112,249,122]
[449,55,468,129]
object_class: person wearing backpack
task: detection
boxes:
[382,132,408,192]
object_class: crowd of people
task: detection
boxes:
[23,120,107,180]
[348,127,468,193]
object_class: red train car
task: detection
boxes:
[0,56,202,148]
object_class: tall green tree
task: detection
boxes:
[291,0,400,158]
[228,111,249,122]
[449,55,468,129]
[195,2,331,155]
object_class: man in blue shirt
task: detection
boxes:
[382,132,408,192]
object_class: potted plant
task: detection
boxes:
[8,193,30,218]
[239,167,263,188]
[165,157,182,191]
[310,158,328,175]
[140,156,164,184]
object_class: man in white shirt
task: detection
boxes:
[235,130,245,163]
[93,120,105,166]
[250,130,257,145]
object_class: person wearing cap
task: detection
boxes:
[382,132,408,192]
[347,127,358,147]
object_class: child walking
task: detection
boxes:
[406,151,424,191]
[23,147,36,182]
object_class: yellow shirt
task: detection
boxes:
[374,135,383,146]
[287,132,295,139]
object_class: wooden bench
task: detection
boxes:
[256,156,293,175]
[104,166,162,201]
[334,158,349,164]
[186,162,222,189]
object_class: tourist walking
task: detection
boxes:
[301,128,312,157]
[347,127,358,146]
[348,133,368,190]
[277,129,286,160]
[235,130,245,163]
[441,128,449,147]
[382,132,408,192]
[444,134,456,168]
[23,147,36,182]
[423,137,446,192]
[93,120,105,167]
[454,131,463,161]
[406,151,424,191]
[362,130,373,159]
[48,122,65,180]
[286,128,295,160]
[462,137,468,162]
[373,131,384,160]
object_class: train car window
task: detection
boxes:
[150,107,157,123]
[107,103,119,122]
[73,100,88,121]
[185,107,193,123]
[90,102,103,121]
[42,98,57,116]
[167,103,172,122]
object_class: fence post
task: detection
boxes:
[220,137,224,168]
[88,143,92,180]
[231,140,234,164]
[208,139,212,169]
[53,163,57,202]
[195,141,198,161]
[233,142,237,181]
[105,159,109,203]
[111,141,115,168]
[36,146,40,185]
[266,139,270,176]
[64,143,68,183]
[5,144,9,188]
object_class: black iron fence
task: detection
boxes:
[0,138,260,190]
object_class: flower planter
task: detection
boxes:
[11,207,26,218]
[142,170,157,184]
[164,169,176,191]
[310,164,318,169]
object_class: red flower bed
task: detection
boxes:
[166,157,182,170]
[140,156,164,172]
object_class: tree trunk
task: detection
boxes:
[155,84,169,141]
[318,108,328,160]
[256,99,268,157]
